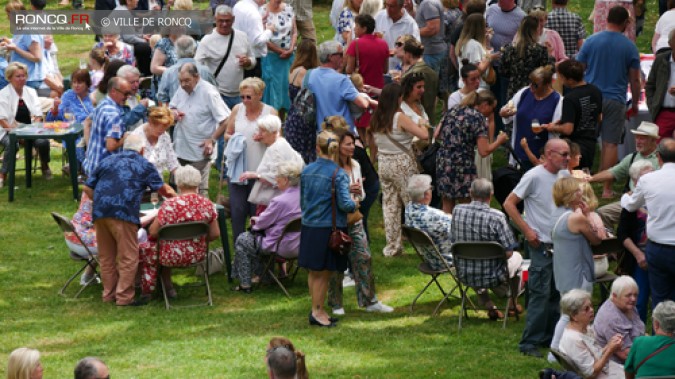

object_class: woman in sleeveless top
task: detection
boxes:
[370,83,428,257]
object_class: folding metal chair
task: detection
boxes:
[402,225,465,316]
[156,221,212,309]
[451,241,520,330]
[51,212,100,298]
[550,349,584,377]
[258,217,302,298]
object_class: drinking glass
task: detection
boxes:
[150,192,159,210]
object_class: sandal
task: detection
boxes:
[487,307,504,321]
[231,285,252,294]
[509,304,524,317]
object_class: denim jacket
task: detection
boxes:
[301,158,356,228]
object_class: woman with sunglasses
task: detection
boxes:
[500,65,562,171]
[215,77,277,243]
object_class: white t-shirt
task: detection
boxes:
[458,39,488,90]
[654,10,675,52]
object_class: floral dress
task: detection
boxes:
[154,38,178,69]
[500,42,551,100]
[261,4,296,111]
[336,8,356,46]
[139,194,217,294]
[64,193,97,250]
[93,41,135,66]
[283,70,316,163]
[436,106,487,199]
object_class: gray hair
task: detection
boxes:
[360,0,383,17]
[175,35,197,59]
[276,161,302,187]
[179,62,200,77]
[610,275,638,298]
[214,4,233,16]
[407,174,432,203]
[318,40,342,63]
[469,178,493,200]
[257,114,281,134]
[174,165,201,189]
[267,346,297,379]
[123,134,144,152]
[560,289,591,317]
[653,300,675,334]
[74,357,106,379]
[117,64,140,78]
[628,160,654,181]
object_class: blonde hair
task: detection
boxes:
[456,13,487,59]
[5,62,28,81]
[350,73,364,92]
[7,347,40,379]
[322,115,350,135]
[173,0,193,9]
[579,182,598,211]
[530,65,555,86]
[552,177,581,208]
[239,77,265,96]
[148,34,162,49]
[316,129,339,161]
[5,0,25,13]
[148,106,175,127]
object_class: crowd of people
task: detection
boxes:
[3,0,675,376]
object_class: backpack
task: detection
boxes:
[292,69,316,127]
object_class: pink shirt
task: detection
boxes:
[346,34,389,89]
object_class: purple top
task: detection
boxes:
[593,299,645,364]
[252,186,301,258]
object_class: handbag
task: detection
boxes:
[483,63,496,85]
[291,68,316,126]
[328,168,353,255]
[195,247,225,276]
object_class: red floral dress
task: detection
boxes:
[139,194,217,294]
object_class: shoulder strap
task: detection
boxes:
[302,68,313,90]
[623,152,639,193]
[214,30,235,79]
[331,167,339,231]
[354,39,360,72]
[290,68,302,84]
[384,125,417,164]
[635,341,674,372]
[551,210,573,241]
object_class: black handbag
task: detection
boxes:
[327,168,352,255]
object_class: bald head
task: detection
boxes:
[543,138,570,173]
[658,138,675,164]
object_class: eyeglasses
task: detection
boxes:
[114,88,133,97]
[550,150,570,158]
[240,95,253,100]
[395,41,403,47]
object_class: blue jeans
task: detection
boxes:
[217,95,242,177]
[359,178,380,242]
[423,52,446,73]
[519,244,560,351]
[645,240,675,309]
[634,265,650,323]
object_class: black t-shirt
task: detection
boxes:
[559,83,602,142]
[15,99,31,124]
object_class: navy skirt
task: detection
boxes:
[298,225,348,272]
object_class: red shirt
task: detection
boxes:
[346,34,389,89]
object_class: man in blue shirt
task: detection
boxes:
[83,135,176,306]
[576,6,641,196]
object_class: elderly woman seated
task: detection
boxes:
[625,300,675,378]
[404,174,453,264]
[593,276,645,364]
[558,289,625,379]
[231,161,303,293]
[139,165,220,300]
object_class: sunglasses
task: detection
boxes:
[395,41,403,47]
[240,95,253,100]
[550,150,570,158]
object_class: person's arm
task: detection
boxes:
[503,192,540,248]
[345,54,356,74]
[398,113,429,140]
[121,103,147,127]
[545,121,574,136]
[83,117,92,146]
[629,67,641,114]
[352,93,371,110]
[569,210,602,246]
[207,217,220,241]
[476,132,508,157]
[213,104,238,141]
[589,335,623,379]
[158,183,177,198]
[5,40,42,63]
[520,137,540,166]
[419,18,440,37]
[150,48,167,76]
[105,132,127,152]
[82,185,94,199]
[589,169,616,184]
[336,172,357,213]
[148,216,161,238]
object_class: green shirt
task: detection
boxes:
[608,150,660,191]
[624,335,675,377]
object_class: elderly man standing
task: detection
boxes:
[415,0,446,72]
[504,138,570,358]
[170,63,230,196]
[233,0,273,79]
[74,357,109,379]
[308,41,370,133]
[116,65,149,132]
[83,77,132,176]
[83,135,176,306]
[405,174,453,263]
[157,36,216,105]
[546,0,585,59]
[623,138,675,309]
[646,30,675,141]
[452,178,523,320]
[576,6,641,193]
[590,121,661,228]
[374,0,420,70]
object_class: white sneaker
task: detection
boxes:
[342,276,355,287]
[547,352,557,364]
[366,301,394,313]
[332,307,346,315]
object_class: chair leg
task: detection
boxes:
[159,266,171,310]
[458,293,467,331]
[59,261,90,297]
[410,276,443,314]
[269,268,291,298]
[257,255,276,290]
[202,262,212,306]
[502,294,509,329]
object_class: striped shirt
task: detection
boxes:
[83,96,125,176]
[546,7,586,58]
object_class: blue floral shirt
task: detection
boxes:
[86,150,164,225]
[46,89,94,123]
[404,202,453,268]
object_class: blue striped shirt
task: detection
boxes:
[83,96,125,175]
[46,89,94,123]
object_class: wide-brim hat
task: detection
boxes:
[631,121,659,138]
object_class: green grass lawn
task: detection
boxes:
[0,1,659,377]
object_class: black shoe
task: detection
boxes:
[329,317,340,323]
[521,347,543,358]
[117,299,148,307]
[231,285,252,294]
[309,313,335,327]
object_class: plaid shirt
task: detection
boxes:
[451,201,517,288]
[405,202,453,269]
[546,7,586,59]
